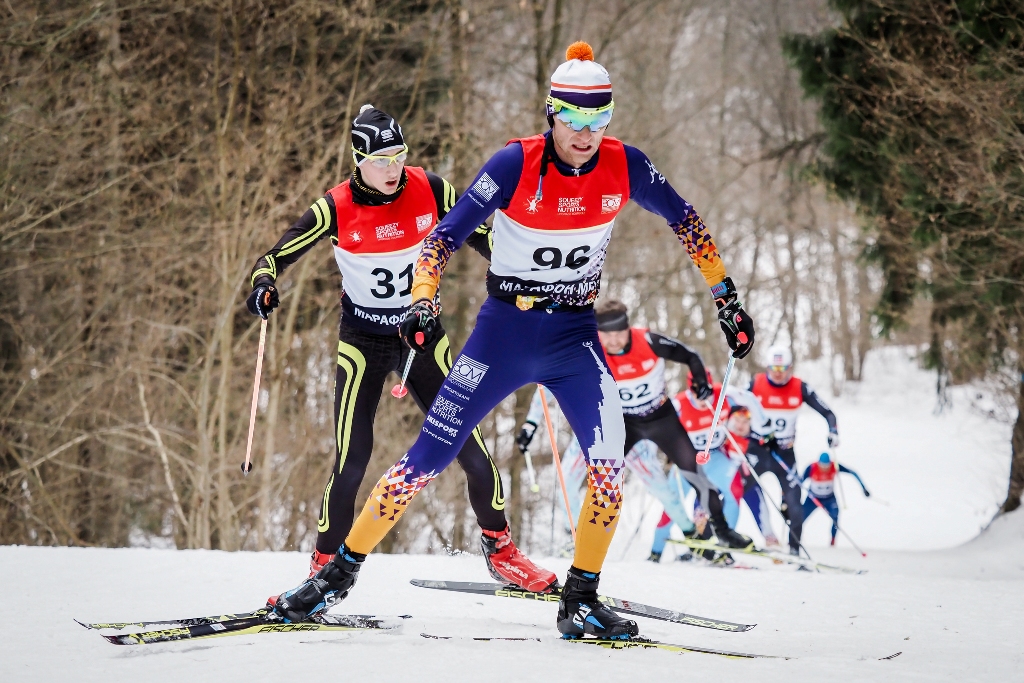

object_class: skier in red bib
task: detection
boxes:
[747,344,839,555]
[801,453,869,545]
[270,42,755,641]
[247,104,554,595]
[595,299,752,549]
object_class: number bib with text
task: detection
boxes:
[603,329,667,417]
[326,167,436,332]
[486,135,629,306]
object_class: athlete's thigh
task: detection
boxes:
[542,339,625,470]
[405,329,506,525]
[647,410,700,473]
[404,313,532,475]
[318,330,393,538]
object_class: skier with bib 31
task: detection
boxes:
[269,42,755,641]
[247,104,554,598]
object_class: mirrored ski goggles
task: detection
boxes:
[546,97,614,132]
[768,365,792,374]
[352,144,409,168]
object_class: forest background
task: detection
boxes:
[2,0,1019,553]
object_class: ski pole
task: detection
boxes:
[770,451,867,557]
[832,449,848,510]
[698,356,736,465]
[391,332,424,399]
[710,413,815,562]
[523,448,541,493]
[241,317,268,475]
[538,385,575,542]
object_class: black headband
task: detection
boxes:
[596,310,629,331]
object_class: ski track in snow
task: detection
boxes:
[4,348,1024,681]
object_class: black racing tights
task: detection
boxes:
[315,319,507,553]
[623,402,726,522]
[744,442,804,551]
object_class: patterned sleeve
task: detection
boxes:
[411,144,523,302]
[624,145,726,289]
[250,195,336,288]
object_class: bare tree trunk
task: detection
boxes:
[829,221,856,380]
[1001,362,1024,513]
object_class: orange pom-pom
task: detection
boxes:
[565,41,594,62]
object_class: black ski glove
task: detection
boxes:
[516,421,538,455]
[712,277,755,359]
[827,431,840,449]
[400,299,439,353]
[692,380,714,403]
[757,432,779,452]
[246,283,279,319]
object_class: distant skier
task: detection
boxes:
[672,369,769,530]
[801,453,869,545]
[747,345,839,555]
[515,387,696,558]
[721,405,780,546]
[594,300,752,550]
[246,104,553,595]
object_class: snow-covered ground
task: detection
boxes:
[3,347,1023,681]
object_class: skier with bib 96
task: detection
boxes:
[269,42,756,641]
[247,104,553,597]
[746,344,839,555]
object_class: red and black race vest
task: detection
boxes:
[487,135,629,306]
[602,328,666,417]
[674,386,729,451]
[806,461,837,497]
[750,373,804,448]
[327,167,436,330]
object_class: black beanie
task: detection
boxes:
[351,104,405,158]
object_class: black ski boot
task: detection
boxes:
[556,566,639,640]
[647,550,662,563]
[270,545,365,622]
[709,512,753,550]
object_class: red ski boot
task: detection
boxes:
[481,525,558,593]
[266,549,335,609]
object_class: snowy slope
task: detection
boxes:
[3,532,1023,683]
[3,347,1022,681]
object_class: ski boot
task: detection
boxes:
[708,551,735,567]
[266,549,335,609]
[269,545,364,622]
[709,512,753,550]
[676,548,694,562]
[481,525,558,593]
[648,550,662,563]
[556,566,639,640]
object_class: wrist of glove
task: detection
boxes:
[712,277,755,359]
[516,421,538,454]
[693,382,714,402]
[399,299,440,353]
[246,284,279,319]
[827,431,840,448]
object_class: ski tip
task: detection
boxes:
[409,579,445,589]
[101,634,130,645]
[879,651,902,660]
[74,619,92,630]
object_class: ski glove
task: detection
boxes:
[827,431,840,449]
[516,421,538,455]
[400,299,439,354]
[712,277,755,359]
[246,284,279,319]
[692,380,714,403]
[862,488,871,498]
